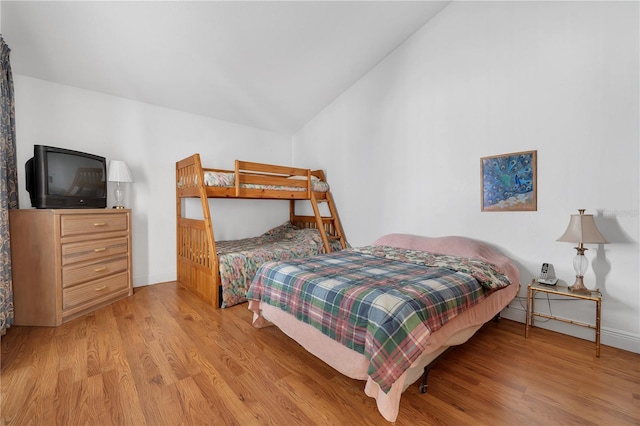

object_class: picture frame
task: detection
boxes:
[480,150,537,212]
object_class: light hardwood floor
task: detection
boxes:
[2,282,638,425]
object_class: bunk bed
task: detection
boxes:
[247,234,520,422]
[176,154,347,308]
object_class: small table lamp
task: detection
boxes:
[107,160,134,209]
[557,209,608,293]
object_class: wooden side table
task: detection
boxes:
[525,279,602,357]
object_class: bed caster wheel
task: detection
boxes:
[419,383,428,394]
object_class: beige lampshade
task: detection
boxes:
[557,209,608,244]
[107,160,134,183]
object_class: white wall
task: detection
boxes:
[13,75,292,287]
[294,1,639,352]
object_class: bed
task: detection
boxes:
[176,154,347,308]
[215,221,343,307]
[247,234,520,422]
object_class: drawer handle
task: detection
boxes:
[94,248,107,252]
[93,222,106,227]
[94,266,107,272]
[94,285,107,291]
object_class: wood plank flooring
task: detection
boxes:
[2,282,639,425]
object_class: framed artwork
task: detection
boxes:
[481,150,537,212]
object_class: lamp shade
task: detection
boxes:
[557,209,608,244]
[107,160,134,183]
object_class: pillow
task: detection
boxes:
[287,175,329,191]
[203,171,235,187]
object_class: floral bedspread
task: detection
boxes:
[217,222,342,307]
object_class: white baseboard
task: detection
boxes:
[132,273,175,288]
[500,305,640,354]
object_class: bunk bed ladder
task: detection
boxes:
[308,190,347,253]
[289,169,347,254]
[311,191,347,253]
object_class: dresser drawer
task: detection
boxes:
[62,236,128,266]
[62,257,128,288]
[62,272,130,311]
[60,214,128,237]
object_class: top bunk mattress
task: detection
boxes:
[202,171,330,192]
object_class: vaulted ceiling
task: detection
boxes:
[2,1,449,134]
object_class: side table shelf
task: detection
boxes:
[525,279,602,357]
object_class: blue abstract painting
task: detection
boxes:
[481,150,537,211]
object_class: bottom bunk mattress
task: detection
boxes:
[247,234,520,422]
[217,221,343,308]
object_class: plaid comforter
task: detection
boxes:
[247,245,511,393]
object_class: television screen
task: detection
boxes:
[46,151,106,197]
[26,145,108,209]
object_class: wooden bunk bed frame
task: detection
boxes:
[176,153,347,308]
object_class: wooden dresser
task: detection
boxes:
[9,208,133,326]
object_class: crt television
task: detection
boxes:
[26,145,107,209]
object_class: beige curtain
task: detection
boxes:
[0,35,18,334]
